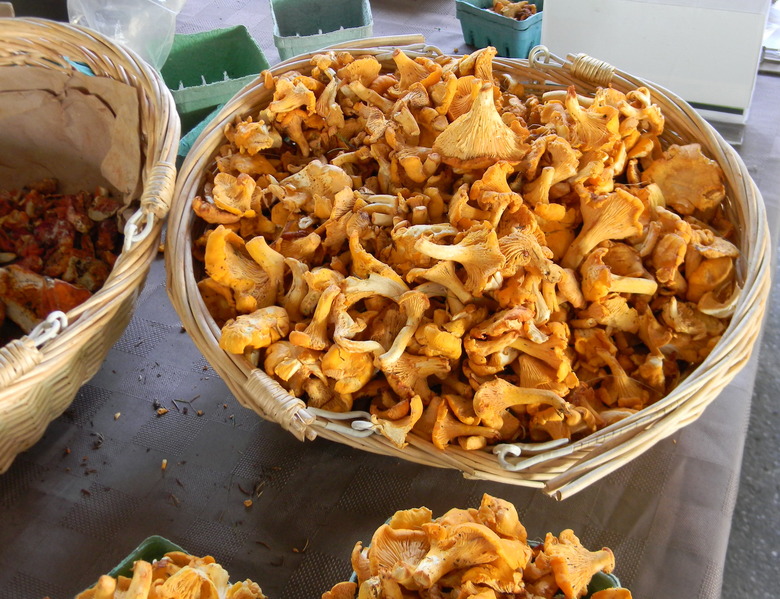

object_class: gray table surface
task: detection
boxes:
[1,2,779,599]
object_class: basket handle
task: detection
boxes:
[323,34,426,51]
[0,311,67,387]
[243,368,318,441]
[529,45,616,87]
[123,160,177,251]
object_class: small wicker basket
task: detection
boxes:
[0,18,180,473]
[166,37,770,499]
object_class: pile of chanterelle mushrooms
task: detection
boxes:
[324,493,630,599]
[77,551,266,599]
[191,45,740,451]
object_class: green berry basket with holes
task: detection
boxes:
[161,25,270,137]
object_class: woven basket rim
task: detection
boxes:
[166,37,770,498]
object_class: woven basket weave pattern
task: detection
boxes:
[167,37,770,499]
[0,18,180,474]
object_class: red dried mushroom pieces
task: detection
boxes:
[0,178,123,343]
[325,493,631,599]
[192,47,739,451]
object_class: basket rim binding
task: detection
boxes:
[0,18,180,471]
[166,36,770,499]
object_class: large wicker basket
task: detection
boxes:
[166,37,770,499]
[0,18,180,473]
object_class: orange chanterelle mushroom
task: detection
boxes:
[191,46,740,451]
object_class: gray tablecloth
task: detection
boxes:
[1,2,778,599]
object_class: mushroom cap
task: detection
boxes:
[198,277,238,327]
[321,344,375,394]
[322,581,358,599]
[226,117,282,155]
[368,523,431,582]
[590,588,633,599]
[543,529,615,599]
[219,306,290,354]
[412,521,503,588]
[562,187,645,270]
[415,222,506,296]
[387,506,434,530]
[204,226,276,313]
[474,378,569,430]
[212,172,256,217]
[641,143,726,215]
[371,395,424,448]
[477,493,528,544]
[433,82,529,171]
[155,565,222,599]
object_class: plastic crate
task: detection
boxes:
[161,26,269,134]
[270,0,373,61]
[456,0,543,59]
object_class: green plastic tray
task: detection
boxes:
[106,535,186,579]
[456,0,544,59]
[160,26,269,134]
[270,0,373,60]
[80,535,186,594]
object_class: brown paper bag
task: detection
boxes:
[0,63,142,207]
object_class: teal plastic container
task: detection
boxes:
[456,0,544,59]
[160,26,269,134]
[270,0,373,60]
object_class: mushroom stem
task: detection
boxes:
[608,275,658,296]
[474,378,569,429]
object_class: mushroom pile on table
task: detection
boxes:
[325,493,630,599]
[77,551,266,599]
[190,46,740,451]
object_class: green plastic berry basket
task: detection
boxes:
[160,26,269,135]
[456,0,543,58]
[270,0,373,60]
[105,535,186,578]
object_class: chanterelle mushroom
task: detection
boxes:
[641,143,726,215]
[204,225,276,313]
[368,522,430,586]
[543,529,615,599]
[562,187,645,270]
[433,81,529,170]
[219,306,290,354]
[415,222,506,296]
[474,377,571,429]
[413,521,504,587]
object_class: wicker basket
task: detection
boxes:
[0,18,180,473]
[166,37,770,499]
